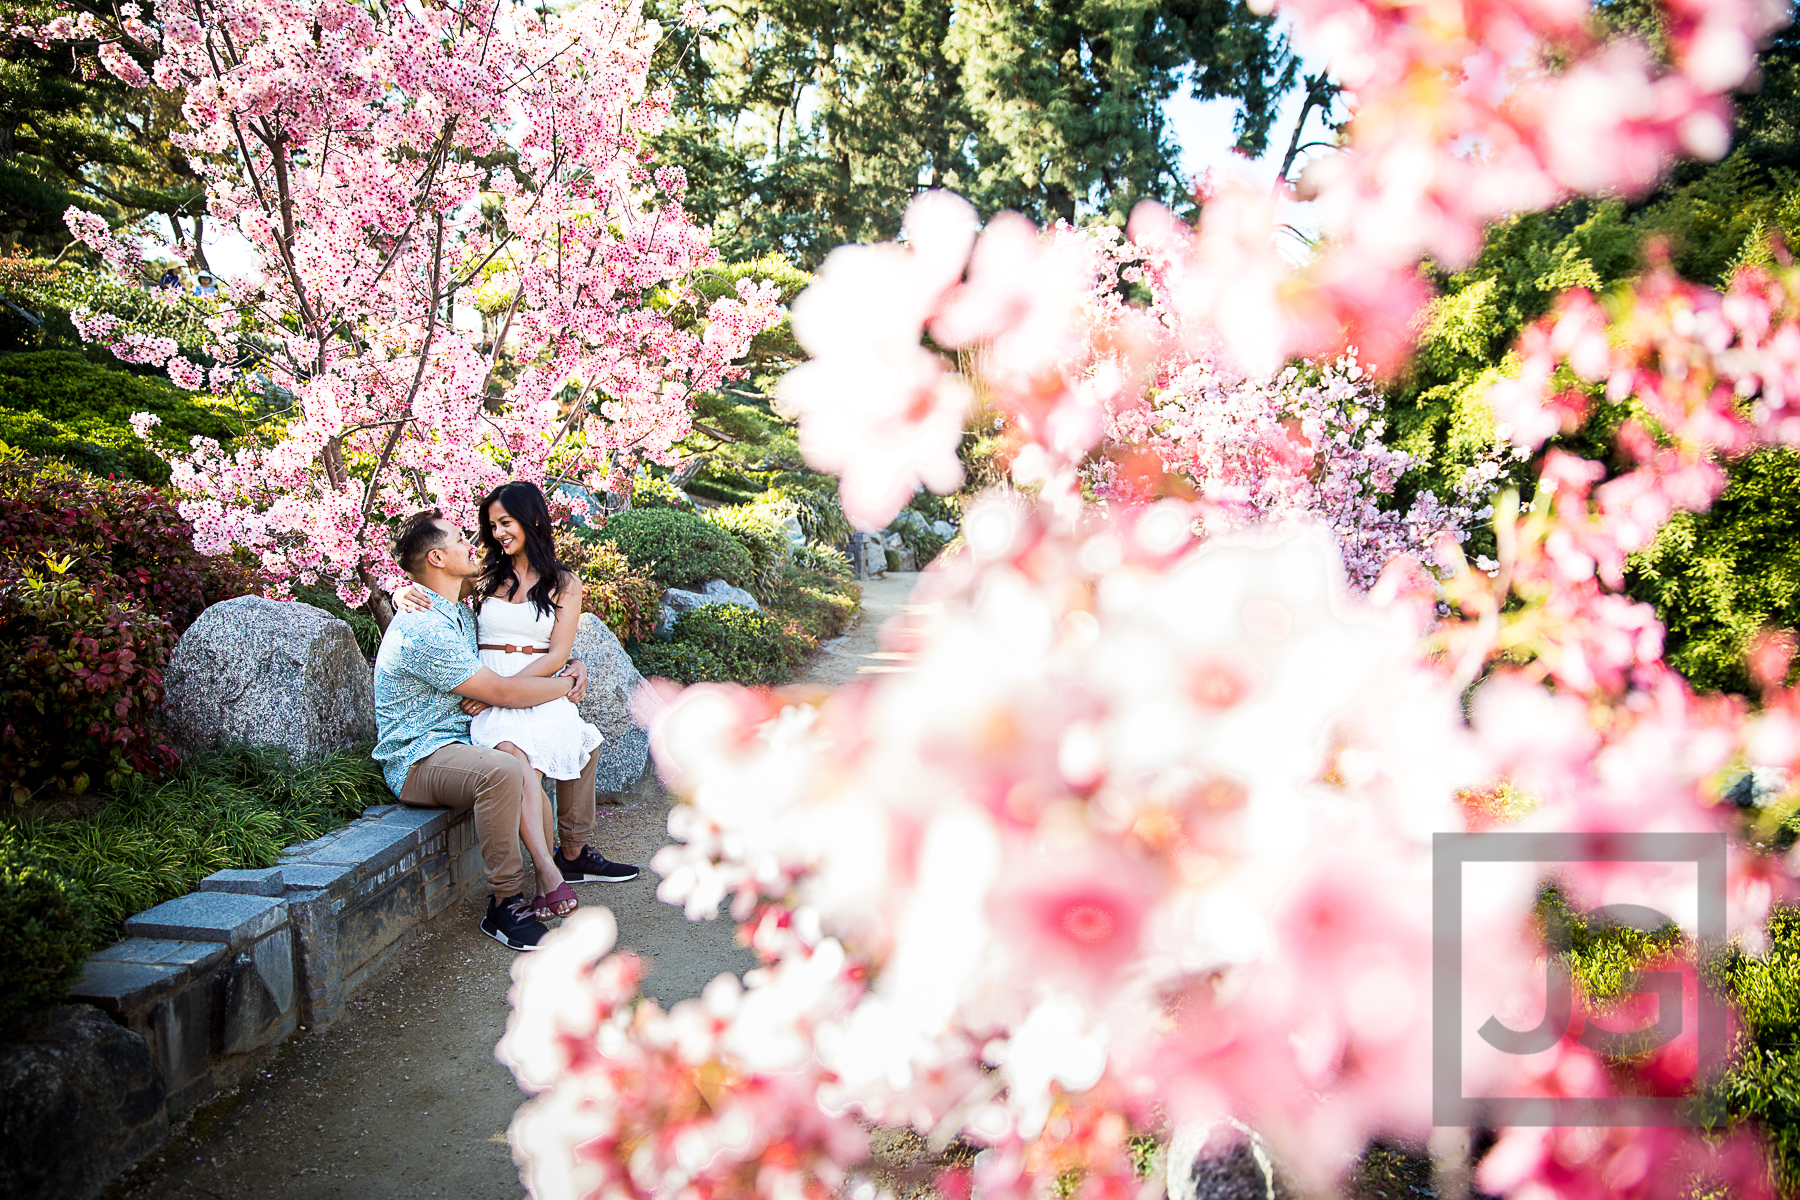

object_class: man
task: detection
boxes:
[373,510,638,951]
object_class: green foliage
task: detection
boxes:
[706,502,796,602]
[286,583,383,662]
[1710,905,1800,1192]
[0,832,95,1029]
[1627,449,1800,695]
[0,564,177,803]
[1543,884,1685,1005]
[0,41,204,257]
[764,473,853,546]
[1391,200,1645,504]
[685,476,761,506]
[47,744,383,927]
[555,529,665,644]
[0,453,262,636]
[631,472,697,511]
[890,508,950,565]
[599,506,755,592]
[1,259,221,364]
[0,453,262,800]
[768,563,862,644]
[794,540,853,579]
[629,603,808,686]
[0,349,240,484]
[644,0,1297,268]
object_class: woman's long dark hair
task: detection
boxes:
[476,481,568,619]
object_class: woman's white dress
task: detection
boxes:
[469,597,602,780]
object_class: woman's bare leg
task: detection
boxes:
[495,742,565,898]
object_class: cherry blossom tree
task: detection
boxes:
[30,0,782,624]
[497,0,1800,1197]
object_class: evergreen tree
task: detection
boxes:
[0,36,205,263]
[647,0,1294,267]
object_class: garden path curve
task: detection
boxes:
[101,571,926,1200]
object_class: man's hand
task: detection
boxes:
[563,658,588,704]
[395,582,434,613]
[460,697,491,717]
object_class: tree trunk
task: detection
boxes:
[360,564,397,633]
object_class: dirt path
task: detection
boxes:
[102,572,924,1200]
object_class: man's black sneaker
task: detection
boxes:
[553,845,639,883]
[481,893,548,951]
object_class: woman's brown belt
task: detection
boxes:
[478,644,551,654]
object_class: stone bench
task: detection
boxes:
[62,804,482,1119]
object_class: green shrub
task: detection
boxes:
[706,503,794,602]
[286,584,383,662]
[629,603,806,685]
[768,563,861,643]
[626,640,732,685]
[890,507,949,565]
[0,260,219,363]
[555,530,665,643]
[1627,448,1800,694]
[0,351,241,484]
[794,541,852,578]
[764,474,852,545]
[631,472,695,510]
[686,476,761,506]
[599,506,753,592]
[0,565,178,803]
[0,833,95,1028]
[1711,905,1800,1191]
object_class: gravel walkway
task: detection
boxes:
[101,572,923,1200]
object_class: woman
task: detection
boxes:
[397,481,601,920]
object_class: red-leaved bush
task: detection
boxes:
[0,567,177,802]
[0,454,263,802]
[0,455,262,635]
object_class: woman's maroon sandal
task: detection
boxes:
[533,881,578,920]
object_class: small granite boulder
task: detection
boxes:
[567,613,650,793]
[162,596,375,764]
[700,579,761,611]
[0,1004,167,1200]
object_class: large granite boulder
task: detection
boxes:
[567,613,650,794]
[0,1004,167,1200]
[162,596,375,764]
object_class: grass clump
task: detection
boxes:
[0,744,384,1027]
[6,744,384,936]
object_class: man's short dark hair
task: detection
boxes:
[393,509,449,577]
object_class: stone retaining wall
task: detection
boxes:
[7,804,483,1199]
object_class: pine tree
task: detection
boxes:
[0,36,205,263]
[647,0,1294,267]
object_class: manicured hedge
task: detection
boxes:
[0,351,240,484]
[599,505,754,592]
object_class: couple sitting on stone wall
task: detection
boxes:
[371,481,638,952]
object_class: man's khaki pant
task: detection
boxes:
[398,743,600,900]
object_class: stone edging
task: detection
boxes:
[20,803,482,1198]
